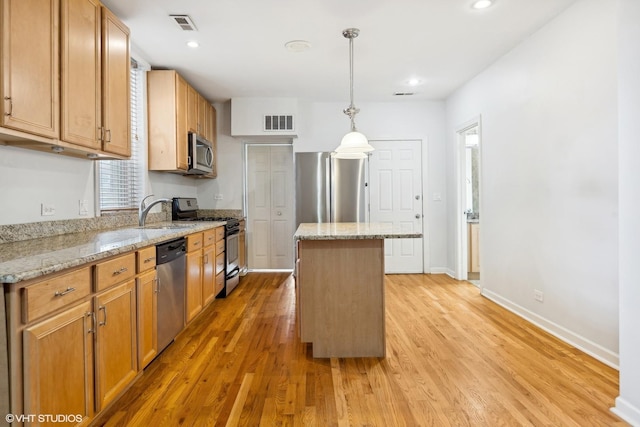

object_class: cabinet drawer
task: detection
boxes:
[215,252,225,276]
[215,226,224,242]
[215,271,224,296]
[95,253,136,291]
[137,246,156,273]
[23,267,92,323]
[215,240,225,256]
[203,229,216,247]
[187,233,203,252]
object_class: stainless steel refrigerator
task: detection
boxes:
[295,152,368,227]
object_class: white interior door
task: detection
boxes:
[369,140,424,273]
[247,144,294,270]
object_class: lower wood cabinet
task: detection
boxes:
[23,300,95,426]
[136,269,157,369]
[94,280,137,411]
[185,233,204,323]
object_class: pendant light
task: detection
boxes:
[333,28,374,159]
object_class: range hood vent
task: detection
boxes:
[264,115,294,131]
[170,15,197,31]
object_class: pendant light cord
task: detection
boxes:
[343,28,360,132]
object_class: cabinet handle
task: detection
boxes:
[4,96,12,116]
[105,129,112,143]
[144,256,156,263]
[87,312,96,334]
[54,287,76,297]
[203,254,209,264]
[112,266,128,276]
[154,278,160,294]
[98,126,104,142]
[98,306,107,326]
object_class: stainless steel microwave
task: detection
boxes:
[187,132,213,175]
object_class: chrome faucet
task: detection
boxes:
[139,195,172,226]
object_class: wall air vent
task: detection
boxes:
[170,15,197,31]
[264,115,294,131]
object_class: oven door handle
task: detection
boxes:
[227,267,240,280]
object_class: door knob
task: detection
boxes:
[277,211,282,216]
[415,195,421,200]
[415,214,421,219]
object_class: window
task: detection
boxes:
[98,58,144,212]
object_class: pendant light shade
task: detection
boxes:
[334,28,373,157]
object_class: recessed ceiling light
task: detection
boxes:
[187,40,199,48]
[472,0,493,9]
[285,40,312,52]
[408,78,421,86]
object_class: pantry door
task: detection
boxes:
[369,140,424,273]
[246,144,294,270]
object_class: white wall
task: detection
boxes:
[614,0,640,423]
[445,0,619,365]
[0,145,95,225]
[198,98,449,271]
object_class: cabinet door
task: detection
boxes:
[23,301,94,424]
[101,6,130,156]
[185,250,202,322]
[175,74,189,170]
[95,280,137,410]
[186,84,197,133]
[61,0,101,149]
[137,270,157,369]
[197,94,207,136]
[202,245,215,306]
[1,0,59,138]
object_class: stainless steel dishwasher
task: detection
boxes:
[156,237,186,352]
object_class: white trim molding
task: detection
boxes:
[612,396,640,427]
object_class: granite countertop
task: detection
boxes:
[294,222,423,241]
[0,221,226,284]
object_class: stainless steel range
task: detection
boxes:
[172,197,241,297]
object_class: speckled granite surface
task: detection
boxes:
[197,209,244,219]
[294,223,422,241]
[0,221,225,284]
[0,211,170,244]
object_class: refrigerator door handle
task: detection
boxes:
[326,154,332,221]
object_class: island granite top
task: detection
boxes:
[0,221,226,284]
[294,222,422,241]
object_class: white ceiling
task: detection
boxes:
[101,0,579,103]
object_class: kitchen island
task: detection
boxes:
[294,222,422,358]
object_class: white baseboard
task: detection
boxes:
[430,267,455,276]
[481,289,619,369]
[612,396,640,426]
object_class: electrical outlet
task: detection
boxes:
[41,203,55,216]
[79,200,89,216]
[534,289,544,302]
[214,194,223,200]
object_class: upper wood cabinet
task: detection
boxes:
[61,0,101,149]
[187,83,198,134]
[101,6,130,156]
[148,70,217,177]
[0,0,131,159]
[1,0,60,138]
[148,70,189,172]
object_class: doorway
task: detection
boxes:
[456,120,482,285]
[245,144,295,270]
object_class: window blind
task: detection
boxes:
[99,59,143,211]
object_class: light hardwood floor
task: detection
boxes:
[92,273,626,426]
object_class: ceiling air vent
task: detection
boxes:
[264,115,294,132]
[170,15,197,31]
